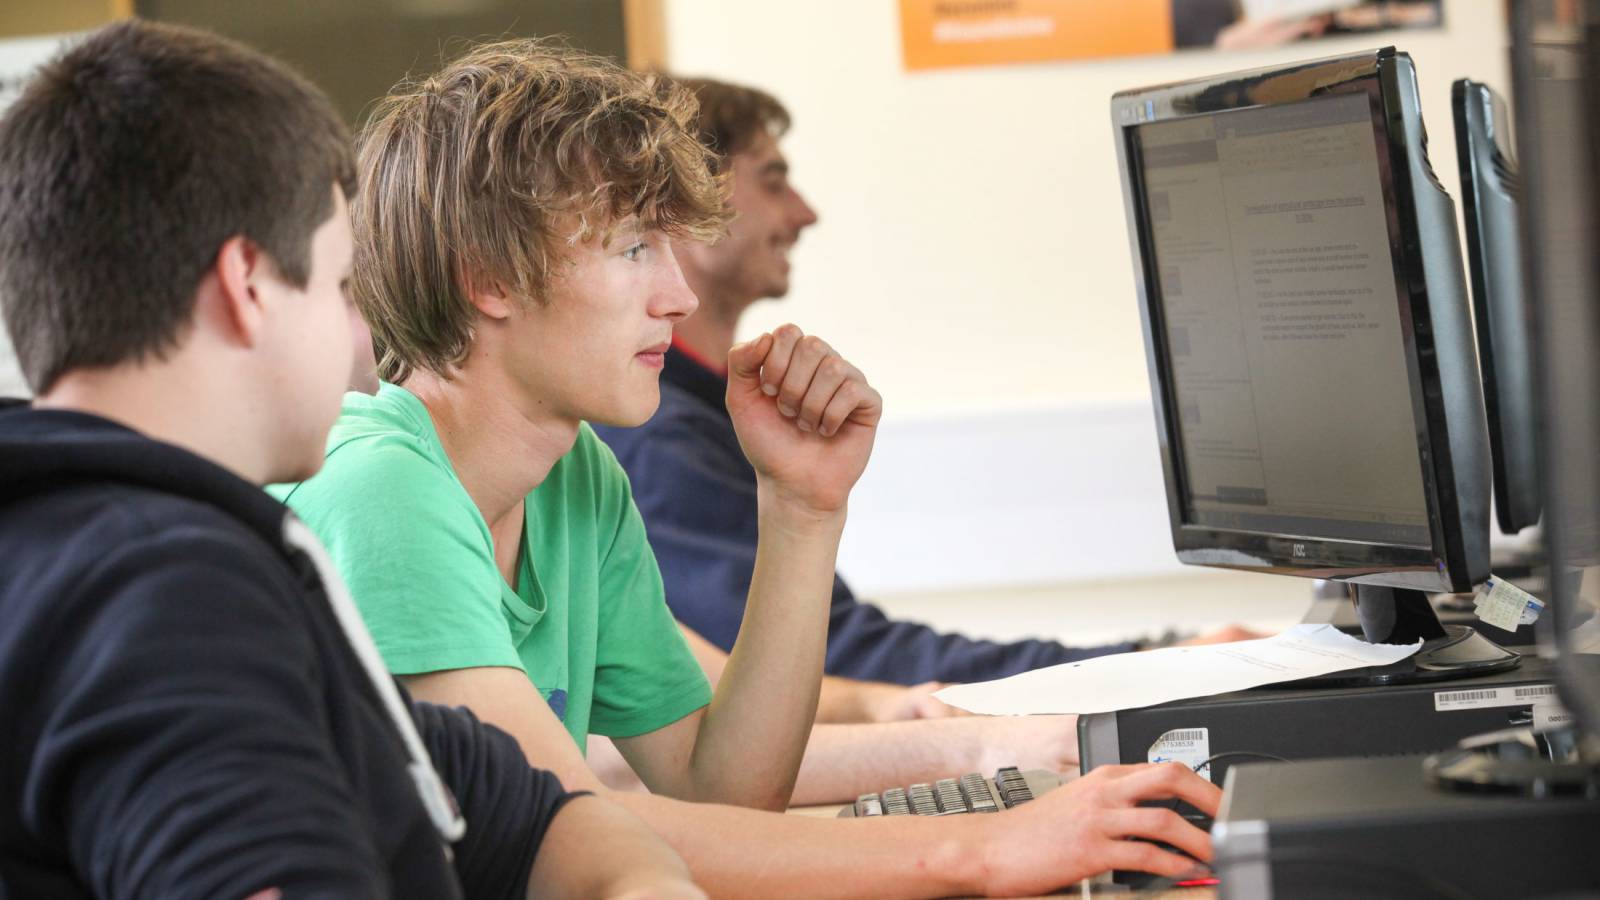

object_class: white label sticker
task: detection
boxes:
[1433,683,1557,711]
[1534,702,1575,731]
[1148,727,1212,779]
[1474,577,1545,631]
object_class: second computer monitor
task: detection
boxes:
[1454,77,1542,536]
[1112,48,1492,598]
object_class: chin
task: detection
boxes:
[599,406,660,429]
[582,384,662,429]
[592,391,662,429]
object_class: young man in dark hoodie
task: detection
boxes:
[0,20,701,900]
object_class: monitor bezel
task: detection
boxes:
[1112,48,1468,591]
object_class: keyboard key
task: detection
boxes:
[995,766,1035,807]
[934,778,969,814]
[853,793,883,817]
[881,787,912,816]
[907,782,939,816]
[959,772,1000,813]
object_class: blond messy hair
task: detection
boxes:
[354,38,730,383]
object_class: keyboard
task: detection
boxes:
[835,767,1063,818]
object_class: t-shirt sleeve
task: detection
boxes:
[281,436,521,674]
[583,431,712,738]
[410,701,585,900]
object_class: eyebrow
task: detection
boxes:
[759,159,789,177]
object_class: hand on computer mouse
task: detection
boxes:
[977,761,1220,895]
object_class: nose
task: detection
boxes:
[791,188,819,229]
[654,243,700,321]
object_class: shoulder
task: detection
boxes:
[3,484,308,659]
[278,388,465,513]
[64,484,287,575]
[275,394,496,596]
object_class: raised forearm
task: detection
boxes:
[686,485,843,808]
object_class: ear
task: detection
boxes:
[462,269,515,321]
[213,236,270,347]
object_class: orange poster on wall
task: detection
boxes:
[899,0,1174,71]
[898,0,1444,71]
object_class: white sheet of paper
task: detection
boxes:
[934,624,1423,716]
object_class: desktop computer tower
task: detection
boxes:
[1214,754,1600,899]
[1079,657,1563,786]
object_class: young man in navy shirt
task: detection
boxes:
[593,77,1257,687]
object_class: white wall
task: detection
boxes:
[663,2,1508,416]
[662,2,1516,595]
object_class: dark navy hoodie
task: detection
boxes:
[0,400,576,899]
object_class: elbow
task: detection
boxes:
[684,775,795,812]
[746,786,793,813]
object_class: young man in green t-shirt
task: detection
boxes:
[282,38,1221,896]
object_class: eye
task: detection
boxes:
[622,241,647,261]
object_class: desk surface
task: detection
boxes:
[869,569,1310,649]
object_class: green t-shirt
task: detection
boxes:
[271,383,712,753]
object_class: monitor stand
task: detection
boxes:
[1299,583,1521,687]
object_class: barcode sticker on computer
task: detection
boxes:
[1147,727,1211,780]
[1433,684,1556,711]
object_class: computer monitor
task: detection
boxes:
[1515,0,1600,747]
[1111,47,1517,682]
[1452,78,1543,537]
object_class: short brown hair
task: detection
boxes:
[0,19,355,394]
[675,77,790,173]
[355,39,730,384]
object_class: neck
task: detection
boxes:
[37,359,276,484]
[401,361,577,529]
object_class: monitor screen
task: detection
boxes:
[1134,91,1432,549]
